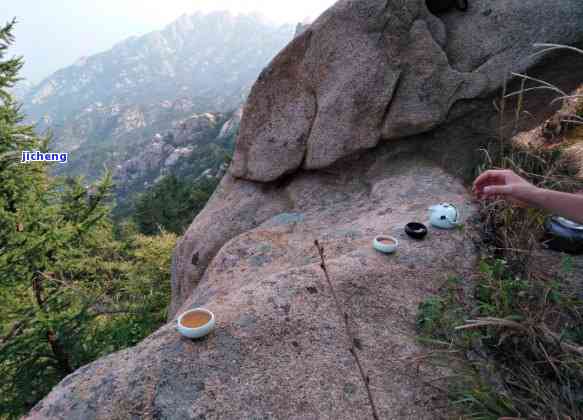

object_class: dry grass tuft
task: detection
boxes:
[417,43,583,420]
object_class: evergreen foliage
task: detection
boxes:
[133,174,218,235]
[0,21,177,418]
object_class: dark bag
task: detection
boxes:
[542,216,583,255]
[426,0,468,14]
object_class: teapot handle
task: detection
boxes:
[446,206,463,225]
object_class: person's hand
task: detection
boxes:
[473,169,539,206]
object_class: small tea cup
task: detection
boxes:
[177,308,216,339]
[373,236,399,254]
[405,222,428,240]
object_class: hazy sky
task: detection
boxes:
[1,0,336,84]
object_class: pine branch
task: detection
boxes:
[88,303,136,317]
[32,273,74,375]
[314,240,380,420]
[0,288,71,354]
[0,320,26,353]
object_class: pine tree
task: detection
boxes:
[0,19,47,245]
[0,21,177,418]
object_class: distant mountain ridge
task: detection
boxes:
[22,11,294,153]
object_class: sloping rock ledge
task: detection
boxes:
[29,150,478,419]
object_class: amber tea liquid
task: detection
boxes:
[181,312,210,328]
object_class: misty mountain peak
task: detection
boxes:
[23,12,294,146]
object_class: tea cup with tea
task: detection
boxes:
[373,236,399,254]
[177,308,216,339]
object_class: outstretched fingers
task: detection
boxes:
[473,170,510,197]
[483,184,513,198]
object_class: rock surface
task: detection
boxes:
[231,0,583,182]
[29,150,478,419]
[29,0,583,418]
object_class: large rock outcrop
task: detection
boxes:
[29,0,583,418]
[173,0,583,318]
[230,0,583,182]
[31,149,478,419]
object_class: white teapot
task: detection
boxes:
[428,203,461,229]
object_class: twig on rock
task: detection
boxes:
[314,240,380,420]
[456,317,583,357]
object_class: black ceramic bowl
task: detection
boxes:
[405,222,428,240]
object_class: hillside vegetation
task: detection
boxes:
[0,21,191,418]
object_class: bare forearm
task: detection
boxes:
[530,188,583,224]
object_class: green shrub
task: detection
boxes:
[417,257,583,419]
